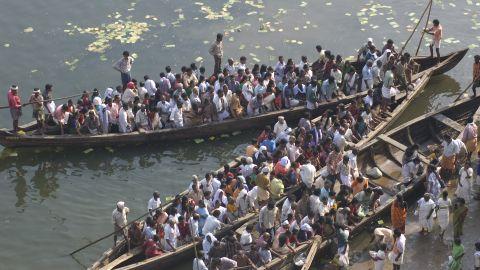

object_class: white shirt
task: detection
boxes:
[259,206,277,229]
[442,140,460,157]
[122,88,137,104]
[147,197,162,212]
[202,215,221,235]
[192,258,208,270]
[401,161,418,183]
[112,207,129,227]
[189,217,199,238]
[240,230,253,251]
[135,110,149,128]
[300,163,316,188]
[309,195,321,215]
[274,61,285,79]
[363,95,374,108]
[281,198,292,221]
[118,108,129,133]
[138,87,148,102]
[274,121,288,136]
[371,250,386,270]
[157,101,171,115]
[163,223,179,251]
[170,106,183,127]
[474,251,480,268]
[145,79,157,96]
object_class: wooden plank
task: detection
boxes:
[301,236,322,270]
[433,114,464,132]
[377,134,429,164]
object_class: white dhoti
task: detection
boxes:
[455,178,472,204]
[437,207,449,231]
[418,201,435,231]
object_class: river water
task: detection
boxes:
[0,0,479,269]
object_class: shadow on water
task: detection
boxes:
[0,129,256,208]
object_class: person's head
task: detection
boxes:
[423,193,431,201]
[443,134,452,143]
[123,51,130,58]
[278,116,285,124]
[212,209,220,218]
[442,190,448,199]
[367,38,373,46]
[433,19,440,26]
[45,84,53,92]
[454,237,461,246]
[33,88,40,96]
[393,228,402,238]
[267,200,275,210]
[116,201,125,211]
[475,55,480,63]
[367,60,373,67]
[216,33,223,42]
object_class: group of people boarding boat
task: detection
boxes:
[7,35,422,137]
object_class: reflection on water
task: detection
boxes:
[0,130,254,209]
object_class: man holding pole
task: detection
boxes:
[7,85,22,132]
[473,55,480,96]
[424,19,442,61]
[112,201,129,246]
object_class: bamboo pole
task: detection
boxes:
[0,92,85,110]
[399,0,433,56]
[454,79,477,102]
[415,0,433,56]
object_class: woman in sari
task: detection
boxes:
[391,194,407,233]
[453,198,468,238]
[436,190,452,240]
[448,238,465,270]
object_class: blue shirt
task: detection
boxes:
[362,65,373,80]
[261,139,276,153]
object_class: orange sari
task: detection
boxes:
[391,201,406,233]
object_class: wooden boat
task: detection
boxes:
[0,48,467,148]
[259,95,480,269]
[88,158,241,270]
[350,48,468,76]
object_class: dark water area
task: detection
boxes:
[0,0,479,269]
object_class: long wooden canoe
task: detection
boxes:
[0,49,467,148]
[261,95,480,269]
[350,48,468,76]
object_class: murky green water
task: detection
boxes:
[0,0,479,269]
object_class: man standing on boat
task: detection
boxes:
[7,85,22,132]
[29,88,45,135]
[112,201,129,245]
[473,55,480,96]
[424,19,442,61]
[209,33,223,75]
[113,51,134,90]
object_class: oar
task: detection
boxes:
[399,0,433,56]
[0,92,86,109]
[415,0,433,56]
[69,194,181,256]
[453,79,477,102]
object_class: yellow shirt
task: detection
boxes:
[246,145,258,157]
[227,203,237,213]
[270,178,284,200]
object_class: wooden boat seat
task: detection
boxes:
[377,134,429,164]
[432,114,464,133]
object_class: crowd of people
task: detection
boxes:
[109,105,403,269]
[8,33,424,138]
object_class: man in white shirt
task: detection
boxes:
[147,191,161,215]
[401,157,420,188]
[369,243,387,270]
[363,89,374,108]
[169,102,183,128]
[163,219,179,251]
[118,104,132,133]
[112,201,129,244]
[135,105,149,131]
[274,56,286,83]
[441,134,460,182]
[300,160,316,188]
[202,210,222,235]
[224,58,236,76]
[273,116,288,137]
[212,90,229,121]
[113,51,134,88]
[259,201,278,235]
[121,82,137,105]
[362,60,374,91]
[240,224,254,252]
[143,75,157,97]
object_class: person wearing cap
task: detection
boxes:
[112,201,129,245]
[416,193,436,234]
[29,88,45,134]
[273,116,288,138]
[7,85,23,132]
[253,145,268,165]
[113,50,134,89]
[121,82,137,105]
